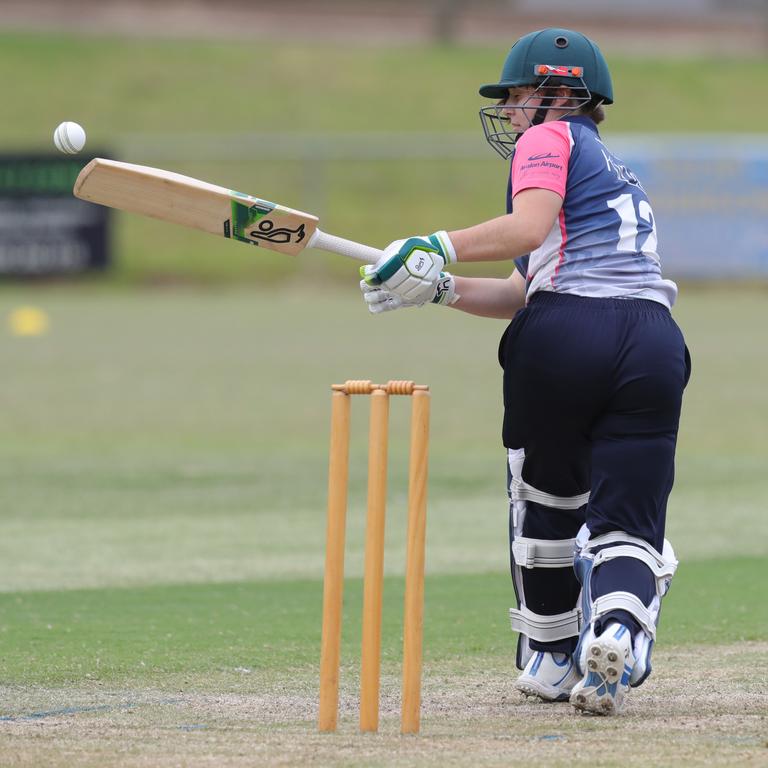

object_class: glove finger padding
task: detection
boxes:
[360,276,381,295]
[366,290,413,314]
[359,280,421,315]
[361,285,389,305]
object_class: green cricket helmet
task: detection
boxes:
[479,28,613,159]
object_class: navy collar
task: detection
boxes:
[562,115,600,137]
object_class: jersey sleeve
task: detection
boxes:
[511,122,572,198]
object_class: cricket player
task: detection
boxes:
[360,27,691,715]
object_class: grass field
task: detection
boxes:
[4,34,767,140]
[0,283,766,766]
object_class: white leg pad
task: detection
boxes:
[574,526,678,686]
[507,448,588,668]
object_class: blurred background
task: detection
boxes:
[1,0,767,283]
[0,0,766,593]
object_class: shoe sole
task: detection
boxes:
[570,636,628,715]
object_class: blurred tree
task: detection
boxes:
[433,0,463,44]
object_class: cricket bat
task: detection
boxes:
[73,158,383,263]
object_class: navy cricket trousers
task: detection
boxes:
[499,292,691,649]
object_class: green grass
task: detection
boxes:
[0,285,765,682]
[1,558,763,689]
[0,284,764,763]
[3,34,767,142]
[0,286,766,594]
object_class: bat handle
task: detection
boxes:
[309,229,383,264]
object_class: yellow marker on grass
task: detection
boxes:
[9,306,50,337]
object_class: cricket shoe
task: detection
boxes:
[515,651,580,702]
[570,622,635,715]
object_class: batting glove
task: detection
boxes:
[360,231,458,307]
[360,272,458,314]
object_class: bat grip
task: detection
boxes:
[309,229,383,264]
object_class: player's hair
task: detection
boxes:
[538,84,606,124]
[580,100,605,124]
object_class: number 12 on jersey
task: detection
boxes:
[607,193,659,262]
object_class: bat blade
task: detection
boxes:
[74,158,318,256]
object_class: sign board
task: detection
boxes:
[613,137,768,278]
[0,154,111,277]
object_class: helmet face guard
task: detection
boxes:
[479,69,593,160]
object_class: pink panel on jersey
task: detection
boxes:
[510,122,572,198]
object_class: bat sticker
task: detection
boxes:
[248,219,306,245]
[228,198,306,246]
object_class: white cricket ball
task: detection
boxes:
[53,121,87,154]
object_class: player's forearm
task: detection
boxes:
[447,188,563,263]
[448,214,539,263]
[450,273,526,319]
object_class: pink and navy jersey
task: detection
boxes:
[507,116,677,308]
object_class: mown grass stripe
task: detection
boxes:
[0,558,762,687]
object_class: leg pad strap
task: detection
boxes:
[509,476,590,510]
[511,537,576,569]
[509,606,582,643]
[588,533,677,597]
[591,591,658,640]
